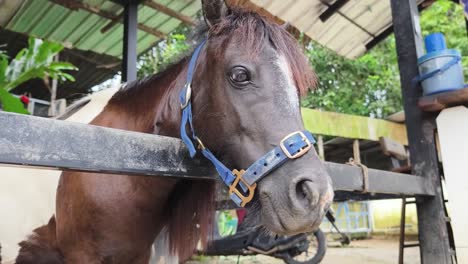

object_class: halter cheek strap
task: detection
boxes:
[179,40,316,207]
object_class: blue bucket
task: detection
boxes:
[417,33,464,95]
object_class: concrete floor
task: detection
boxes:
[188,238,420,264]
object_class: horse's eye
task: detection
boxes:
[229,67,250,85]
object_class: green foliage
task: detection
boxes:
[0,38,77,92]
[137,32,190,78]
[302,0,467,117]
[0,88,29,114]
[0,37,77,114]
[302,38,401,118]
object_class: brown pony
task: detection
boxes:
[16,1,333,263]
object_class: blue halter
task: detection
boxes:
[179,40,316,207]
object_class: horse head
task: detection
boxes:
[186,0,334,235]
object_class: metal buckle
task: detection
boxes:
[195,137,205,150]
[180,84,192,109]
[280,131,312,159]
[229,169,257,207]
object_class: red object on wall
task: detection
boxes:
[20,95,30,105]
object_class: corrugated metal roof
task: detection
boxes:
[228,0,429,58]
[1,0,201,58]
[2,0,432,60]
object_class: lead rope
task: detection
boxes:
[346,158,369,193]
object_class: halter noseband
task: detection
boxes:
[179,40,316,207]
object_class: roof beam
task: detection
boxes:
[319,0,349,22]
[365,2,434,51]
[365,26,393,51]
[102,0,195,34]
[49,0,165,38]
[144,0,195,26]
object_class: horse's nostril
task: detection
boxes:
[295,180,307,199]
[295,180,320,207]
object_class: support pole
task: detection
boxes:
[317,135,325,160]
[122,0,138,82]
[49,55,58,117]
[398,197,407,264]
[390,0,452,263]
[352,139,360,164]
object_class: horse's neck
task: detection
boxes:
[90,60,188,137]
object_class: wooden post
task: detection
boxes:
[390,0,452,263]
[50,55,58,117]
[353,139,360,164]
[317,135,325,160]
[398,197,407,264]
[122,0,138,82]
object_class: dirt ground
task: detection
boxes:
[188,238,420,264]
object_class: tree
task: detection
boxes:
[0,38,77,114]
[301,38,401,118]
[302,0,467,118]
[137,29,191,78]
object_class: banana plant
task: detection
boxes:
[0,38,77,114]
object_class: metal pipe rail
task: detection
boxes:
[0,112,433,196]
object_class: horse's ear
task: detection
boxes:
[281,22,290,31]
[202,0,229,28]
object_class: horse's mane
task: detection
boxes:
[107,7,315,262]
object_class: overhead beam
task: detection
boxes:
[49,0,165,38]
[101,0,194,34]
[366,2,434,52]
[144,0,195,25]
[319,0,349,22]
[101,11,125,33]
[0,111,434,197]
[366,26,394,51]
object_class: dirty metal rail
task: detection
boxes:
[0,112,213,179]
[0,112,433,196]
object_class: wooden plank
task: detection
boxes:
[379,136,407,160]
[301,108,408,145]
[325,161,432,196]
[418,87,468,112]
[391,0,453,262]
